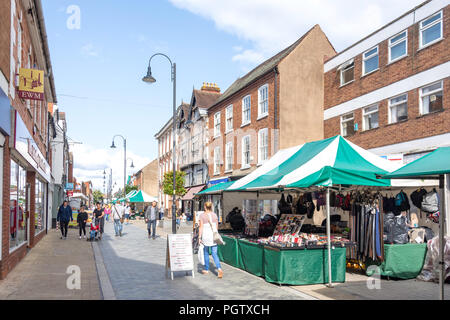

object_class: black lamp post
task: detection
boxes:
[143,53,177,234]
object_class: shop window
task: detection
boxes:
[340,112,355,137]
[258,128,269,164]
[10,160,27,250]
[225,142,233,172]
[389,93,408,123]
[339,59,354,86]
[225,105,233,133]
[420,11,443,49]
[34,179,46,233]
[242,95,251,125]
[362,46,379,75]
[242,135,251,168]
[363,105,379,130]
[389,30,407,63]
[258,84,268,118]
[214,111,221,138]
[420,81,443,115]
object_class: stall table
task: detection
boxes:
[217,235,243,269]
[237,239,265,277]
[366,243,428,279]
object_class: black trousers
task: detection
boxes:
[60,221,69,237]
[79,222,86,236]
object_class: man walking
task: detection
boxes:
[57,200,73,239]
[112,201,125,237]
[145,201,159,239]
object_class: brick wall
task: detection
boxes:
[0,0,10,81]
[324,5,450,110]
[207,70,277,179]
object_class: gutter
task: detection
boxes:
[273,66,279,153]
[32,0,57,103]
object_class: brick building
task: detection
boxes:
[0,0,57,279]
[207,25,335,184]
[324,0,450,163]
[132,159,159,198]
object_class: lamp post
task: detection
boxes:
[110,135,127,202]
[142,53,177,234]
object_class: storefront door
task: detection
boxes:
[26,182,30,245]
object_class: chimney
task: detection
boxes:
[201,82,220,93]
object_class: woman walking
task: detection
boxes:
[93,202,105,240]
[104,204,111,222]
[77,205,88,239]
[198,202,223,278]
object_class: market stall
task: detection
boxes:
[204,135,436,286]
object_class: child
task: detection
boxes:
[88,220,99,241]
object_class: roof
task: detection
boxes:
[325,0,431,63]
[210,25,322,109]
[178,102,190,123]
[192,89,221,110]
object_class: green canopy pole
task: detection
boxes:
[438,174,447,300]
[326,187,333,288]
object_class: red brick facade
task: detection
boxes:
[207,70,279,179]
[324,4,450,151]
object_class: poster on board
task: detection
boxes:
[166,234,194,280]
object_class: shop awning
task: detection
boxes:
[381,147,450,179]
[196,181,235,195]
[128,190,158,203]
[227,135,401,191]
[182,185,206,200]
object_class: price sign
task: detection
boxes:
[165,234,194,280]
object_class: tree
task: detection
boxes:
[162,171,186,198]
[126,185,138,195]
[92,190,104,204]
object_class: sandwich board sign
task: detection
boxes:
[165,233,194,280]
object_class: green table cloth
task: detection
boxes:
[264,246,347,285]
[237,239,265,277]
[366,243,427,279]
[217,235,243,269]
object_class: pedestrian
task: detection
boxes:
[145,201,159,239]
[93,202,105,240]
[198,202,223,278]
[159,203,165,220]
[57,200,73,239]
[124,201,131,224]
[77,205,88,239]
[104,204,111,222]
[111,201,125,237]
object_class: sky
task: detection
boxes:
[41,0,425,192]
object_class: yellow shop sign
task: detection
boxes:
[18,68,44,101]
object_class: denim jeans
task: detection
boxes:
[203,245,221,271]
[114,219,123,235]
[147,219,157,238]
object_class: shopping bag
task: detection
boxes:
[198,243,205,265]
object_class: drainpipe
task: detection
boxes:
[273,67,279,153]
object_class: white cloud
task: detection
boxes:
[169,0,425,69]
[71,143,151,193]
[81,43,100,57]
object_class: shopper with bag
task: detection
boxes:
[112,201,125,237]
[198,202,223,278]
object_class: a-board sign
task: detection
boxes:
[165,234,194,280]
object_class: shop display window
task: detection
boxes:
[35,178,46,233]
[10,160,27,250]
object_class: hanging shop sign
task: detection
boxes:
[18,68,45,101]
[13,111,51,182]
[67,190,73,197]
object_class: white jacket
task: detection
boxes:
[112,204,125,220]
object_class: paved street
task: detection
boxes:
[95,220,310,300]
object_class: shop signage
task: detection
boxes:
[66,183,74,190]
[18,68,44,101]
[0,88,11,136]
[209,177,229,186]
[27,139,46,171]
[165,234,194,280]
[67,190,73,197]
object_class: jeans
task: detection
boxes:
[60,221,69,237]
[147,219,157,238]
[114,219,123,235]
[203,245,221,271]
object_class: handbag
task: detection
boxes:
[113,205,124,223]
[198,243,205,265]
[208,214,225,245]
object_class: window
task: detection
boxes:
[258,84,268,118]
[389,30,407,62]
[340,113,355,137]
[242,95,251,125]
[225,142,233,172]
[363,105,379,130]
[420,81,443,115]
[10,160,27,249]
[258,129,269,164]
[389,93,408,123]
[214,146,221,175]
[225,105,233,132]
[420,11,443,48]
[241,136,251,168]
[35,179,46,233]
[339,59,354,86]
[214,112,221,137]
[362,46,379,75]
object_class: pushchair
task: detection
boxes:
[87,218,101,241]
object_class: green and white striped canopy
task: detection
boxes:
[228,135,401,191]
[127,190,158,203]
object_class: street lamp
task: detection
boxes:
[143,53,177,234]
[110,134,127,202]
